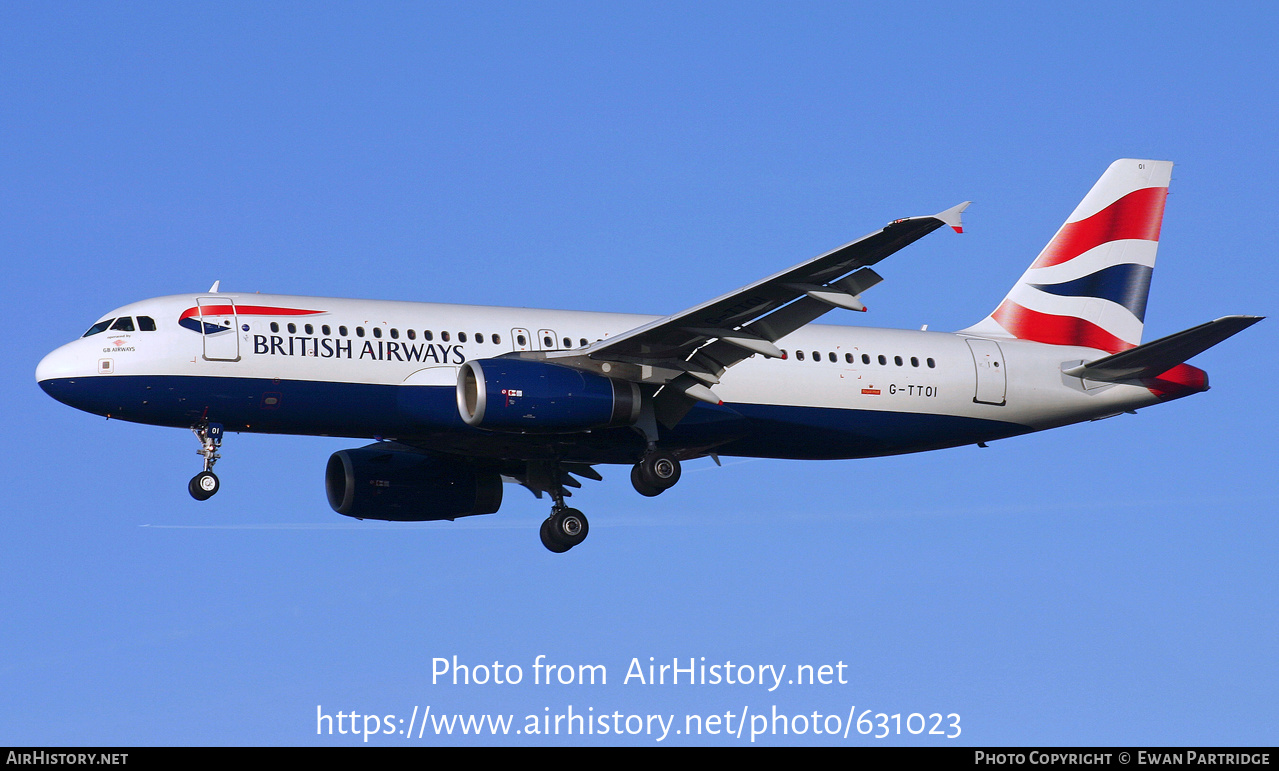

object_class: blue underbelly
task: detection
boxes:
[38,375,1030,461]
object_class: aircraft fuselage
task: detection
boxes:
[37,291,1192,466]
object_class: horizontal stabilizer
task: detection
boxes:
[1063,315,1263,382]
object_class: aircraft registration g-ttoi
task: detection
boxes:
[37,159,1261,553]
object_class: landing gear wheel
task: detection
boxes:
[189,471,220,501]
[540,519,572,553]
[552,508,585,547]
[637,452,681,491]
[549,507,589,548]
[631,464,663,497]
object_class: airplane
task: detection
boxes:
[36,159,1261,553]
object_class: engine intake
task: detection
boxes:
[457,358,641,432]
[325,447,502,521]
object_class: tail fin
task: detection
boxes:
[963,159,1173,353]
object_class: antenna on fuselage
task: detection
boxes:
[208,280,220,293]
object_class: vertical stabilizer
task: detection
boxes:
[963,159,1173,353]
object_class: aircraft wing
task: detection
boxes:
[548,202,969,425]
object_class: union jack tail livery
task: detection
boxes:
[965,159,1173,353]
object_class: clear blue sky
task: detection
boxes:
[3,2,1276,746]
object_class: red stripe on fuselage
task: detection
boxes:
[179,305,325,320]
[1031,186,1167,269]
[991,300,1135,353]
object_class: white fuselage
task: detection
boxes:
[37,292,1175,464]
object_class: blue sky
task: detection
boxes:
[3,2,1276,746]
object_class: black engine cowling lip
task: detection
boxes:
[324,451,356,515]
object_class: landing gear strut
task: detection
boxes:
[189,422,223,501]
[631,451,681,497]
[539,468,590,553]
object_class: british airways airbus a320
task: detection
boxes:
[37,160,1260,552]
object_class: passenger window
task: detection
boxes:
[580,338,588,347]
[356,327,365,337]
[374,327,383,338]
[390,328,399,339]
[442,331,450,342]
[563,337,572,348]
[322,325,331,336]
[137,316,157,331]
[459,332,467,343]
[878,355,886,365]
[812,351,821,362]
[927,358,935,368]
[476,333,484,344]
[424,330,433,341]
[911,357,919,367]
[894,356,903,366]
[407,329,415,340]
[796,350,805,361]
[111,317,135,332]
[845,353,854,363]
[493,334,502,345]
[862,354,870,364]
[543,335,553,348]
[83,319,115,337]
[306,324,314,335]
[517,334,526,346]
[288,323,296,334]
[339,326,348,337]
[828,352,837,363]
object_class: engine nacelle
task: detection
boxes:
[325,447,503,521]
[457,358,641,432]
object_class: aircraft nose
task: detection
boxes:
[38,343,73,382]
[36,341,92,401]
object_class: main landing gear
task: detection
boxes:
[630,451,681,497]
[539,480,590,553]
[526,460,596,554]
[538,451,680,552]
[188,422,223,501]
[525,452,682,553]
[540,506,589,553]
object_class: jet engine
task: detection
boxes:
[456,358,641,432]
[325,446,503,521]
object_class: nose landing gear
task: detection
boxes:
[189,422,223,501]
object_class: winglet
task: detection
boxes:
[935,201,971,233]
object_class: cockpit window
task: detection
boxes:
[110,317,135,332]
[83,319,115,337]
[137,316,157,331]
